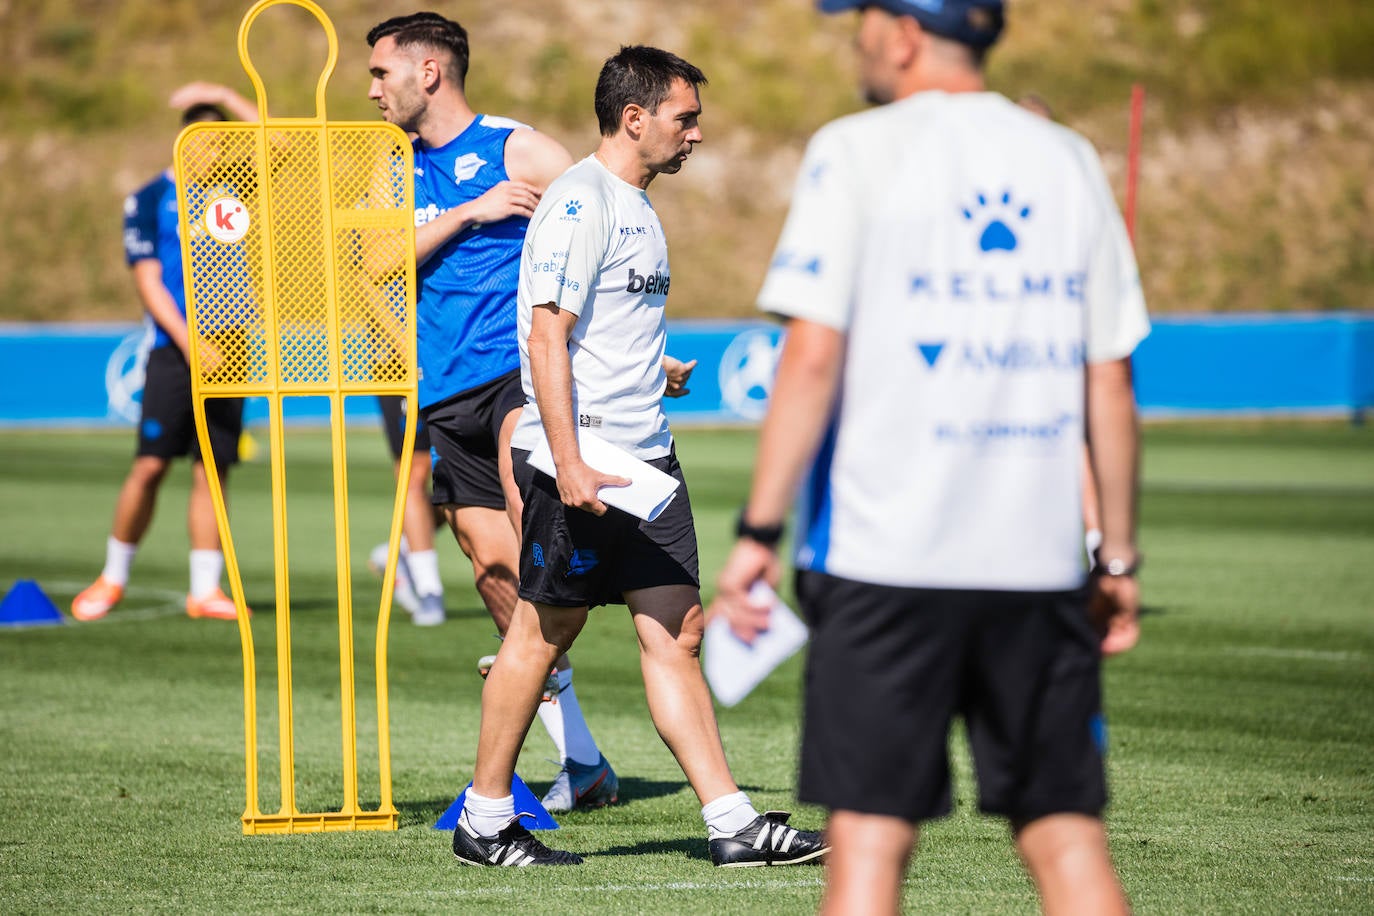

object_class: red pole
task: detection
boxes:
[1125,83,1145,246]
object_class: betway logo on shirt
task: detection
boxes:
[626,268,670,295]
[414,203,448,227]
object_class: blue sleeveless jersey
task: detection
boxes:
[123,171,183,351]
[123,170,253,351]
[413,116,528,408]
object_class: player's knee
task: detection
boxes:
[452,514,517,570]
[1013,813,1110,876]
[533,607,585,655]
[129,456,171,488]
[676,612,705,658]
[641,607,705,661]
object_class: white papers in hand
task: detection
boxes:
[527,429,680,522]
[704,581,809,708]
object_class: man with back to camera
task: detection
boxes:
[711,2,1149,913]
[450,45,829,868]
[72,82,260,624]
[364,11,617,812]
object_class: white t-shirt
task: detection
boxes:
[512,156,673,459]
[759,91,1150,591]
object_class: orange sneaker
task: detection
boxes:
[186,588,248,621]
[71,576,124,621]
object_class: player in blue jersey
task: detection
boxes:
[72,82,259,623]
[359,137,448,627]
[365,12,619,813]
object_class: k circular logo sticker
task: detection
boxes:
[204,195,249,244]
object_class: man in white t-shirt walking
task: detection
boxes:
[452,45,827,869]
[712,2,1148,913]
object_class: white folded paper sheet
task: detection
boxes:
[527,429,680,522]
[704,581,810,707]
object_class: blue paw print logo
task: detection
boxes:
[565,200,582,216]
[962,190,1032,253]
[566,549,598,578]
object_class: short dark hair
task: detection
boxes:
[367,12,470,88]
[594,46,707,138]
[181,103,229,125]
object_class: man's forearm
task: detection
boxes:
[354,215,456,285]
[414,205,481,266]
[133,263,190,357]
[528,317,580,469]
[1086,357,1140,561]
[744,319,844,528]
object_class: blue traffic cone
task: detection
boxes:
[434,772,559,831]
[0,580,65,627]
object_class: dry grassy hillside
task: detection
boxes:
[0,0,1370,322]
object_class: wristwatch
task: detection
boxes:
[735,510,784,547]
[1094,551,1143,577]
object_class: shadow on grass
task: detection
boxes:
[440,604,508,621]
[605,776,691,805]
[589,836,712,862]
[522,777,769,805]
[397,797,454,829]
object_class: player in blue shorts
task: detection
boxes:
[73,82,259,623]
[365,12,617,812]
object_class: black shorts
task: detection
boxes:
[421,370,524,510]
[137,346,243,467]
[512,445,699,608]
[796,571,1107,824]
[376,395,432,459]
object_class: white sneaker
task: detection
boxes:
[412,592,445,627]
[369,543,420,616]
[478,654,559,701]
[540,754,618,813]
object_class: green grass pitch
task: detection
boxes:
[0,422,1371,913]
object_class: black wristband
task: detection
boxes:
[735,510,784,547]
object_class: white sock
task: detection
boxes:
[188,550,224,599]
[460,789,515,838]
[556,669,601,766]
[407,548,442,597]
[535,695,567,762]
[101,538,138,586]
[702,791,759,837]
